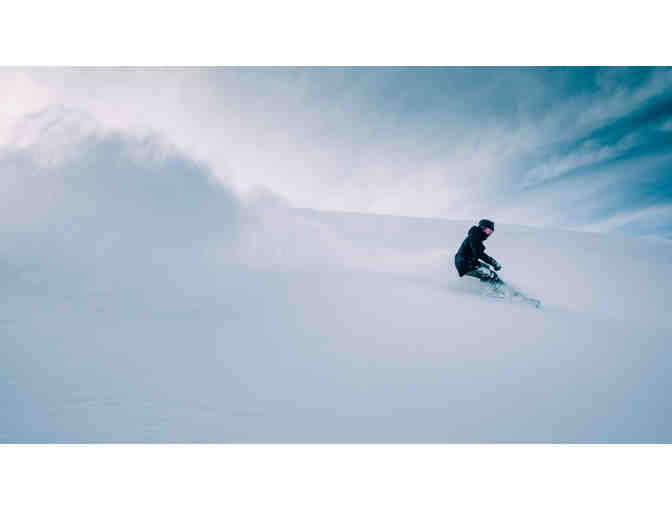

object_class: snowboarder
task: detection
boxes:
[455,219,541,307]
[454,219,503,287]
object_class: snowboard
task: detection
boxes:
[483,280,541,308]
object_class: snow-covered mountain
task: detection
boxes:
[1,109,670,442]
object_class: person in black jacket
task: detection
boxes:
[455,219,502,285]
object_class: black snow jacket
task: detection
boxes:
[454,226,498,276]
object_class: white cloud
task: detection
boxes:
[1,68,670,236]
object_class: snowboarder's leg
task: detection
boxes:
[465,262,505,295]
[465,261,499,283]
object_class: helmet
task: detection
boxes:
[478,219,495,235]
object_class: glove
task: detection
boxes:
[492,260,502,271]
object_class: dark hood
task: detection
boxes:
[468,225,488,241]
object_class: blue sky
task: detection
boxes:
[1,67,671,238]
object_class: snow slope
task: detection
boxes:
[1,109,671,442]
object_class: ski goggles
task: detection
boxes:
[483,227,493,235]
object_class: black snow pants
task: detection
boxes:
[464,261,502,285]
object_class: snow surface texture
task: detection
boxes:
[1,108,671,442]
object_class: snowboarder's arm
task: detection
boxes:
[480,252,497,267]
[468,229,500,268]
[468,231,491,264]
[468,231,484,259]
[480,251,501,270]
[486,255,502,270]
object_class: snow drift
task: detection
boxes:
[1,108,670,442]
